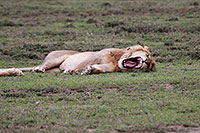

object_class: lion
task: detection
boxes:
[0,45,156,76]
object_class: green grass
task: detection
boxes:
[0,0,200,132]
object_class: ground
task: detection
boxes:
[0,0,200,132]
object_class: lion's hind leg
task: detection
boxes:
[34,50,78,73]
[34,56,68,73]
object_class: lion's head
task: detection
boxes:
[118,45,156,72]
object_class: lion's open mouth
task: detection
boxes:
[122,57,143,69]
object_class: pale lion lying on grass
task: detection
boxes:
[0,45,156,76]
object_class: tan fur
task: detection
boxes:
[0,68,24,76]
[0,45,156,76]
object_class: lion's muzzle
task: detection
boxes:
[122,57,144,69]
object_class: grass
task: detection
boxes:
[0,0,200,132]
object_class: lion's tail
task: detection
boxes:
[19,67,36,72]
[0,66,37,76]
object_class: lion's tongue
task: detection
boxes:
[125,61,137,67]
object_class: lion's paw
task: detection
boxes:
[80,66,94,75]
[64,69,74,75]
[34,67,45,73]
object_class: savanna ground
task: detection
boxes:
[0,0,200,132]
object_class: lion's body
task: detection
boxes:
[0,45,156,76]
[60,48,123,74]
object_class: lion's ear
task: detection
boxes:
[144,46,149,51]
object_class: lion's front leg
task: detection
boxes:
[80,63,115,75]
[64,68,86,75]
[80,65,102,75]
